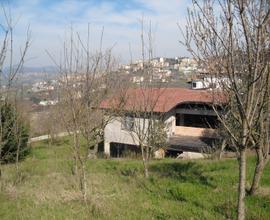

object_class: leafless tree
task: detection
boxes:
[125,19,168,178]
[249,60,269,195]
[181,1,269,219]
[48,24,121,201]
[126,88,168,178]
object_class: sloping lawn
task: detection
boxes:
[0,139,269,219]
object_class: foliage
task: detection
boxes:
[0,102,30,163]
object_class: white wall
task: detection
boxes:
[104,111,175,155]
[104,117,139,146]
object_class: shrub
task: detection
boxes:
[0,102,30,163]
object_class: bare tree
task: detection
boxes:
[181,1,269,219]
[125,88,168,178]
[249,59,270,195]
[48,24,120,201]
[125,19,168,178]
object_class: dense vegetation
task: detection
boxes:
[0,103,29,163]
[0,139,269,219]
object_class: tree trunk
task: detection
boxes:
[88,140,98,159]
[143,158,149,178]
[249,148,266,195]
[249,117,270,196]
[219,139,227,159]
[15,138,21,175]
[237,148,246,220]
[140,145,149,178]
[72,133,79,176]
[79,162,87,202]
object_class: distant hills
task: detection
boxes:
[2,66,59,85]
[19,66,58,74]
[3,65,58,75]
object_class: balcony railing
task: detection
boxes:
[174,126,217,138]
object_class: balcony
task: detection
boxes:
[174,126,217,138]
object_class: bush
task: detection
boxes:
[0,102,30,163]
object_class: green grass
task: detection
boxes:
[0,139,269,220]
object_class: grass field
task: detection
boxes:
[0,139,269,220]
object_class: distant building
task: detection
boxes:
[39,100,58,106]
[132,76,145,84]
[32,81,56,92]
[191,76,231,90]
[179,58,199,76]
[121,57,185,84]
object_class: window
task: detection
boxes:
[122,116,134,131]
[176,114,218,128]
[177,103,213,110]
[192,82,197,88]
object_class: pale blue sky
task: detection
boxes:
[1,0,191,67]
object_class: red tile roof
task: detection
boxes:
[100,87,226,113]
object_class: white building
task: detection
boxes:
[191,76,231,90]
[100,88,225,157]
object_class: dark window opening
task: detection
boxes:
[177,103,223,112]
[176,114,218,128]
[110,143,141,158]
[176,103,214,110]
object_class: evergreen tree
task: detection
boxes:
[0,102,30,163]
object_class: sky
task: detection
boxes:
[1,0,191,67]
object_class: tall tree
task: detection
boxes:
[49,24,121,201]
[128,19,167,178]
[181,1,270,219]
[100,18,168,178]
[125,88,168,178]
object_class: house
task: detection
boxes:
[100,88,225,157]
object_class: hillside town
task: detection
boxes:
[26,57,217,109]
